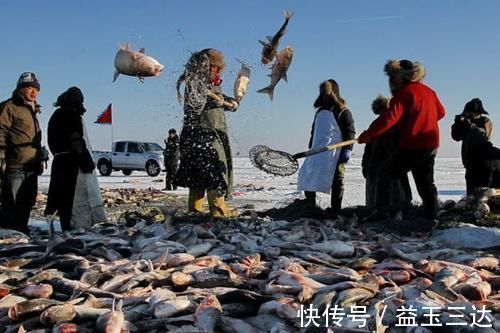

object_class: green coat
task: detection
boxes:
[176,85,238,198]
[0,92,42,170]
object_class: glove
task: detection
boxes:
[357,131,371,144]
[229,100,239,110]
[36,146,50,175]
[79,151,96,173]
[338,149,351,164]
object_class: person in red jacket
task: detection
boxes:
[358,59,446,227]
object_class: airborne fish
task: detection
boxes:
[259,10,293,65]
[113,44,164,83]
[257,46,293,101]
[233,61,251,102]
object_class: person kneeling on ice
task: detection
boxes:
[452,98,500,195]
[297,80,346,216]
[175,48,240,217]
[44,87,107,230]
[358,59,446,229]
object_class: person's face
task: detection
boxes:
[18,86,39,102]
[209,64,220,79]
[468,111,481,119]
[169,132,176,138]
[389,76,403,95]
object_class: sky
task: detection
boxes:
[1,0,499,157]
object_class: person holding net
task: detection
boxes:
[297,79,345,214]
[175,48,239,218]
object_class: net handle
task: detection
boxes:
[206,90,235,109]
[293,139,358,159]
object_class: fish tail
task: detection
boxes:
[257,86,274,101]
[284,10,294,20]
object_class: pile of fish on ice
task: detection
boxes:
[1,193,500,333]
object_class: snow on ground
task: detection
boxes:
[31,157,466,229]
[36,157,466,212]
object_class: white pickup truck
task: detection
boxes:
[93,141,165,177]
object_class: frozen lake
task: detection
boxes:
[37,157,466,211]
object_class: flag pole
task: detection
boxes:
[111,103,114,145]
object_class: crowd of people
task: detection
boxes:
[0,53,496,234]
[297,59,496,232]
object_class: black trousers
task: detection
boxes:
[376,149,438,220]
[0,169,38,234]
[305,162,346,214]
[164,160,178,190]
[465,166,498,196]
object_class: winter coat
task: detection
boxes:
[0,92,42,170]
[45,107,103,230]
[334,107,355,151]
[163,135,180,168]
[298,109,342,193]
[175,84,238,197]
[451,115,500,170]
[360,82,446,150]
[362,128,412,208]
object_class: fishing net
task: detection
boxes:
[249,145,298,176]
[183,51,211,113]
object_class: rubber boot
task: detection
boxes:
[207,190,239,218]
[188,188,206,214]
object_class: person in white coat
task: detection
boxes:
[297,80,344,209]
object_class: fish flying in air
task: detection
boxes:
[259,10,293,65]
[113,44,164,83]
[257,46,294,101]
[234,60,251,102]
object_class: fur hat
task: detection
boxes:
[168,128,177,134]
[371,94,390,115]
[384,59,425,83]
[313,79,347,110]
[202,48,225,72]
[17,72,40,90]
[463,98,488,115]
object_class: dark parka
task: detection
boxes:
[451,115,500,194]
[44,97,95,230]
[175,83,238,198]
[362,129,412,209]
[163,134,180,169]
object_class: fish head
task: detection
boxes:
[154,63,164,76]
[282,46,294,58]
[8,305,19,321]
[134,56,164,77]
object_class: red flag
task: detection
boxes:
[95,103,112,125]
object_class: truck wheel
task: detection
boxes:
[98,160,112,176]
[146,160,160,177]
[122,170,133,176]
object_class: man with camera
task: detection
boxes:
[0,72,48,234]
[452,98,499,195]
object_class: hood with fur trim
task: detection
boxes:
[384,59,425,83]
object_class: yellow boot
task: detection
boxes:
[207,190,239,218]
[188,189,206,214]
